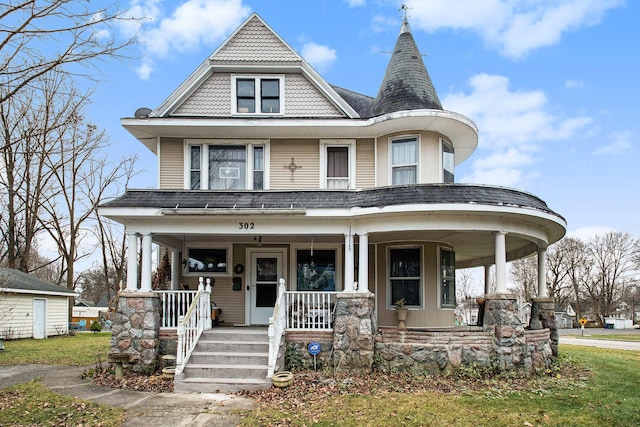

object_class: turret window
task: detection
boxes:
[442,139,454,183]
[391,137,418,185]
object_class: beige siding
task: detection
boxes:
[174,73,232,116]
[355,139,375,189]
[375,131,445,186]
[376,242,454,328]
[284,74,343,117]
[270,139,320,189]
[1,294,69,339]
[159,137,184,189]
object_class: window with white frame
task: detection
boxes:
[184,245,231,275]
[440,248,456,308]
[321,140,355,189]
[391,137,418,185]
[442,139,454,183]
[187,142,266,190]
[389,247,421,307]
[233,76,282,114]
[295,249,336,291]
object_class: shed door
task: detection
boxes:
[33,298,46,339]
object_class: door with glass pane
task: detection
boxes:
[249,251,283,325]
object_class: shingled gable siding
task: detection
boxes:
[159,138,184,189]
[355,139,375,188]
[173,73,231,116]
[284,74,343,117]
[270,139,320,189]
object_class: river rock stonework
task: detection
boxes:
[332,293,376,373]
[530,297,558,356]
[111,292,161,373]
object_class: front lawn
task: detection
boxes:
[0,332,111,366]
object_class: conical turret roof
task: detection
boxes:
[371,17,442,116]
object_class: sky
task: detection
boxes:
[86,0,640,241]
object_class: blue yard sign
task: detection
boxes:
[308,341,321,356]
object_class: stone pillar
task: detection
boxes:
[530,297,558,356]
[483,294,527,371]
[494,232,507,294]
[126,232,138,291]
[140,233,153,292]
[343,232,355,292]
[333,292,375,373]
[357,233,369,293]
[111,291,161,373]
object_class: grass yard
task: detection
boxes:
[565,333,640,342]
[240,345,640,426]
[0,332,111,366]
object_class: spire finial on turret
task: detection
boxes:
[399,4,412,34]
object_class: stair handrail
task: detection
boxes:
[175,277,212,376]
[267,278,287,377]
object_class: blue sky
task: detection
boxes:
[88,0,639,240]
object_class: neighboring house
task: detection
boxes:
[554,304,576,329]
[520,302,532,327]
[0,268,78,339]
[100,13,566,387]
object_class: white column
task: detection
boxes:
[171,250,180,291]
[495,231,507,294]
[357,233,369,293]
[344,232,355,292]
[126,232,138,291]
[484,265,491,295]
[140,233,153,292]
[537,246,548,298]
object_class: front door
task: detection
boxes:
[249,251,284,325]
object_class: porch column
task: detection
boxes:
[357,233,368,293]
[484,265,491,294]
[495,231,507,294]
[140,233,153,292]
[126,231,138,291]
[537,246,548,298]
[171,250,180,291]
[344,232,355,292]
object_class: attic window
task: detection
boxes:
[233,75,282,115]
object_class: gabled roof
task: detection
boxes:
[150,13,359,119]
[371,17,442,116]
[0,268,78,297]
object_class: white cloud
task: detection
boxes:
[345,0,365,6]
[128,0,251,79]
[444,73,592,187]
[592,130,634,155]
[301,42,337,73]
[405,0,624,59]
[567,226,615,241]
[564,79,585,89]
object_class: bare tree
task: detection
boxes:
[456,268,480,325]
[546,240,573,307]
[0,0,136,105]
[509,256,538,302]
[584,231,638,325]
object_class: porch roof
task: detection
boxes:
[102,184,561,217]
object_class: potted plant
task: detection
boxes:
[394,298,408,330]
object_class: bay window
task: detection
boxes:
[440,248,456,308]
[389,247,421,307]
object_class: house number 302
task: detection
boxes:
[238,222,255,230]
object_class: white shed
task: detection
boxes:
[0,268,78,339]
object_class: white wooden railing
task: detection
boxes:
[175,278,211,376]
[267,279,287,377]
[156,290,199,328]
[284,291,337,330]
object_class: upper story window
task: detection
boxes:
[442,139,454,183]
[187,141,267,190]
[233,75,283,115]
[320,140,355,189]
[389,247,422,307]
[391,137,418,185]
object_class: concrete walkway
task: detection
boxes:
[0,364,257,427]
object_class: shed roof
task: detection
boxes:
[0,268,78,297]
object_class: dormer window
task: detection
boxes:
[233,76,283,115]
[442,139,454,183]
[391,136,418,185]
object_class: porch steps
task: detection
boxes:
[174,327,272,393]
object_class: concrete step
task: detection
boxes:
[189,351,268,365]
[194,340,268,353]
[174,376,272,393]
[183,363,268,380]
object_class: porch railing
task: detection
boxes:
[267,279,287,377]
[284,291,338,330]
[175,279,211,376]
[156,290,199,328]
